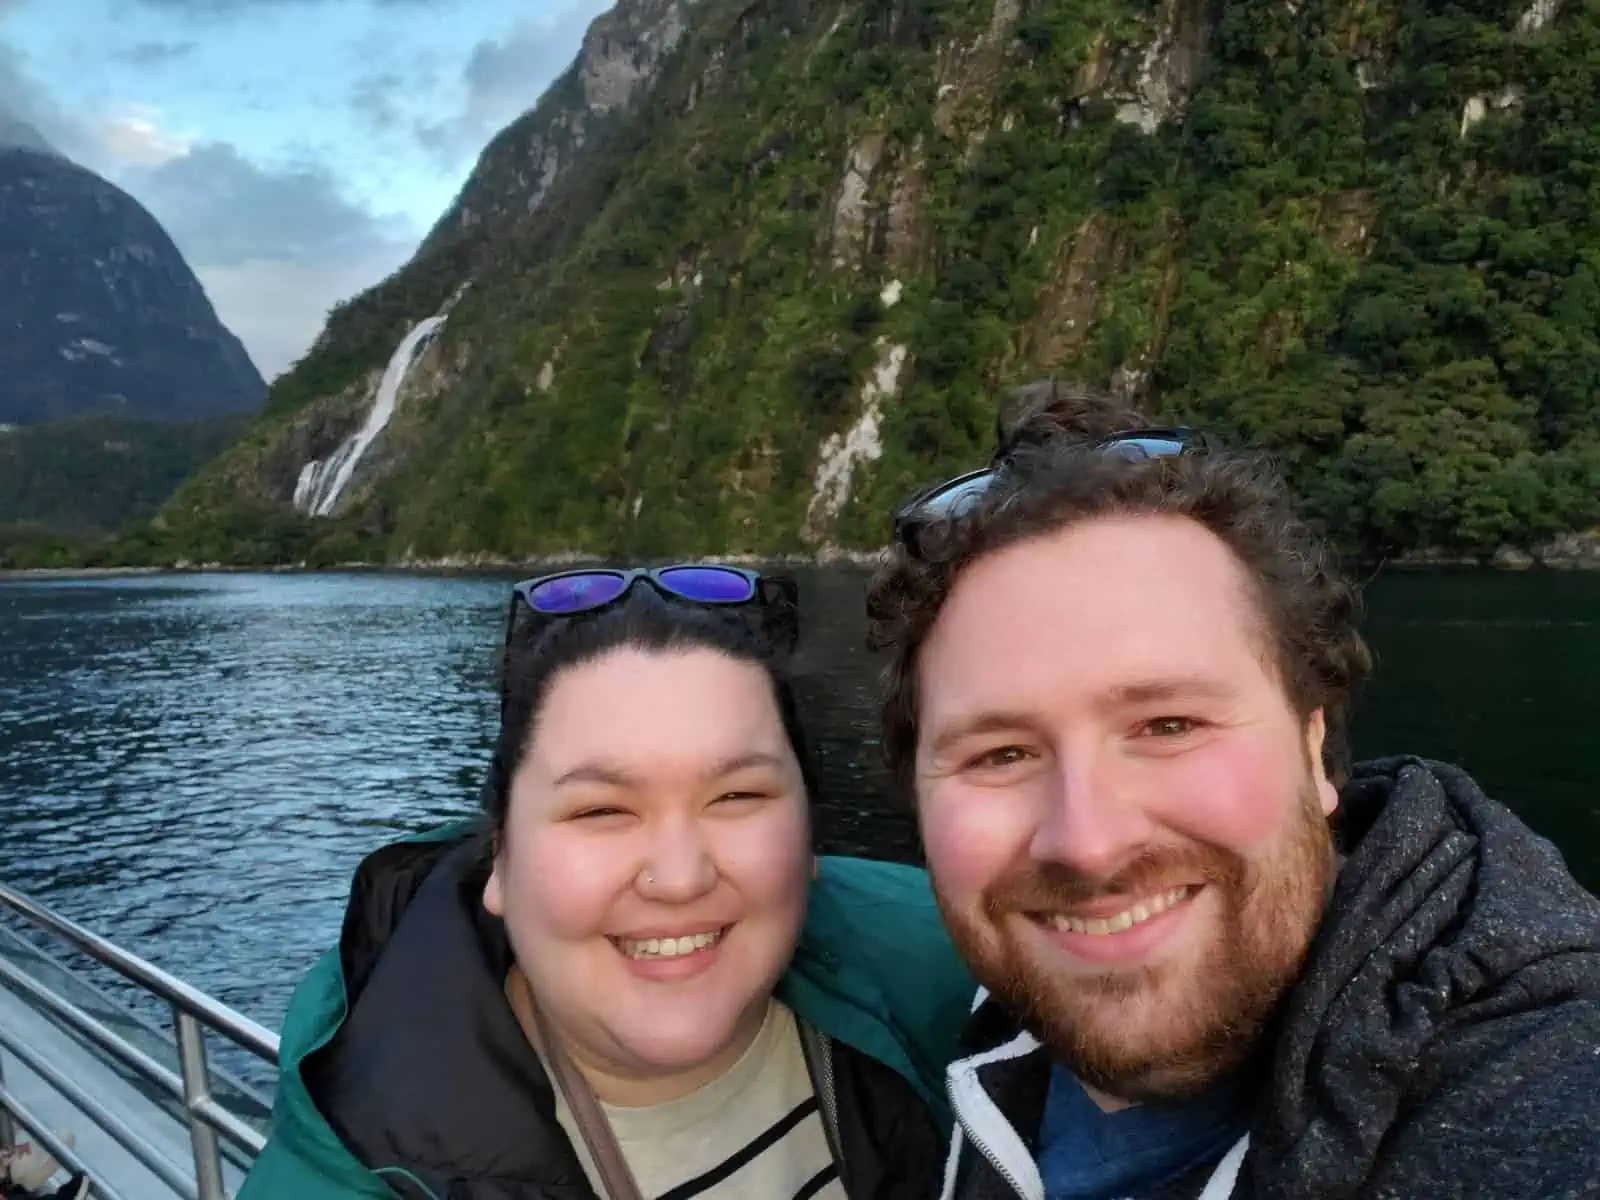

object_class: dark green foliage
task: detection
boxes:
[145,0,1600,567]
[1138,0,1600,555]
[96,506,379,570]
[0,415,246,533]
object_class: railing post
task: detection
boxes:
[173,1007,226,1200]
[0,1046,15,1149]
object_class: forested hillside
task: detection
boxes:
[149,0,1600,567]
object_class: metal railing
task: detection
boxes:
[0,882,281,1200]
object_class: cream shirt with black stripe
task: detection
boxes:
[553,999,847,1200]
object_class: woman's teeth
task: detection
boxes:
[1047,886,1193,936]
[617,929,724,959]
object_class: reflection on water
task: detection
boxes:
[1,567,1596,1063]
[1352,570,1600,892]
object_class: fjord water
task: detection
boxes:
[2,569,1597,1066]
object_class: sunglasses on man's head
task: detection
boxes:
[891,427,1199,556]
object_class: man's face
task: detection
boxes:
[915,513,1339,1104]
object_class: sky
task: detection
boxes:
[0,0,611,381]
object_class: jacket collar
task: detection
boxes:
[940,994,1253,1200]
[280,829,965,1194]
[301,835,592,1197]
[940,989,1048,1200]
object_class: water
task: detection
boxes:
[1,568,1597,1068]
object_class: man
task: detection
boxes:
[866,383,1600,1199]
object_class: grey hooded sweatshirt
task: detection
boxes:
[939,757,1600,1200]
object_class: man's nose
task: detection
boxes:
[1028,750,1157,881]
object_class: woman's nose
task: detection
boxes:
[636,819,718,902]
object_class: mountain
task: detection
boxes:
[159,0,1600,566]
[0,126,265,427]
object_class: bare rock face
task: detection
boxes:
[1096,0,1217,133]
[421,0,700,252]
[0,125,264,426]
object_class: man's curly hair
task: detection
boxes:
[866,381,1373,800]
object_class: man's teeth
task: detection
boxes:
[1047,886,1192,936]
[617,930,724,959]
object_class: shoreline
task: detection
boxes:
[5,535,1599,580]
[0,548,890,581]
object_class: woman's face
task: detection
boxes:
[484,646,812,1101]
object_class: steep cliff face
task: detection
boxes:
[421,0,699,256]
[166,0,1600,564]
[0,135,265,426]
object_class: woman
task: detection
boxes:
[241,564,976,1199]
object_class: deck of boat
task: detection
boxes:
[0,889,274,1200]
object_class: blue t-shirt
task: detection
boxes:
[1036,1065,1248,1200]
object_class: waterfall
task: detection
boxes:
[291,461,318,510]
[296,314,447,517]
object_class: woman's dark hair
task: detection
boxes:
[484,585,817,832]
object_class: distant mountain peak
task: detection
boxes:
[0,113,61,157]
[0,139,265,425]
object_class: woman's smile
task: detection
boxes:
[611,923,734,980]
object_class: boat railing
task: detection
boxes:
[0,881,280,1200]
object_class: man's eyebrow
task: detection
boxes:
[925,679,1242,757]
[1105,677,1241,707]
[927,711,1037,758]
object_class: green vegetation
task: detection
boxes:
[0,413,245,536]
[146,0,1600,566]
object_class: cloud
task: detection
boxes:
[349,69,407,134]
[0,41,110,167]
[112,141,416,378]
[197,248,412,381]
[122,142,412,266]
[0,111,52,151]
[130,0,448,11]
[112,40,200,67]
[0,87,418,379]
[0,41,66,143]
[95,109,195,167]
[411,6,602,168]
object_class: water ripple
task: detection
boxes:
[0,573,507,1037]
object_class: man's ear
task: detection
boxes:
[1306,709,1339,816]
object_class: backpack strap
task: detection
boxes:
[521,993,646,1200]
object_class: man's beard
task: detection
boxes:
[936,783,1334,1104]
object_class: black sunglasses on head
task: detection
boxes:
[891,426,1200,557]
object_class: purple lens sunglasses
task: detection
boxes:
[500,563,800,665]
